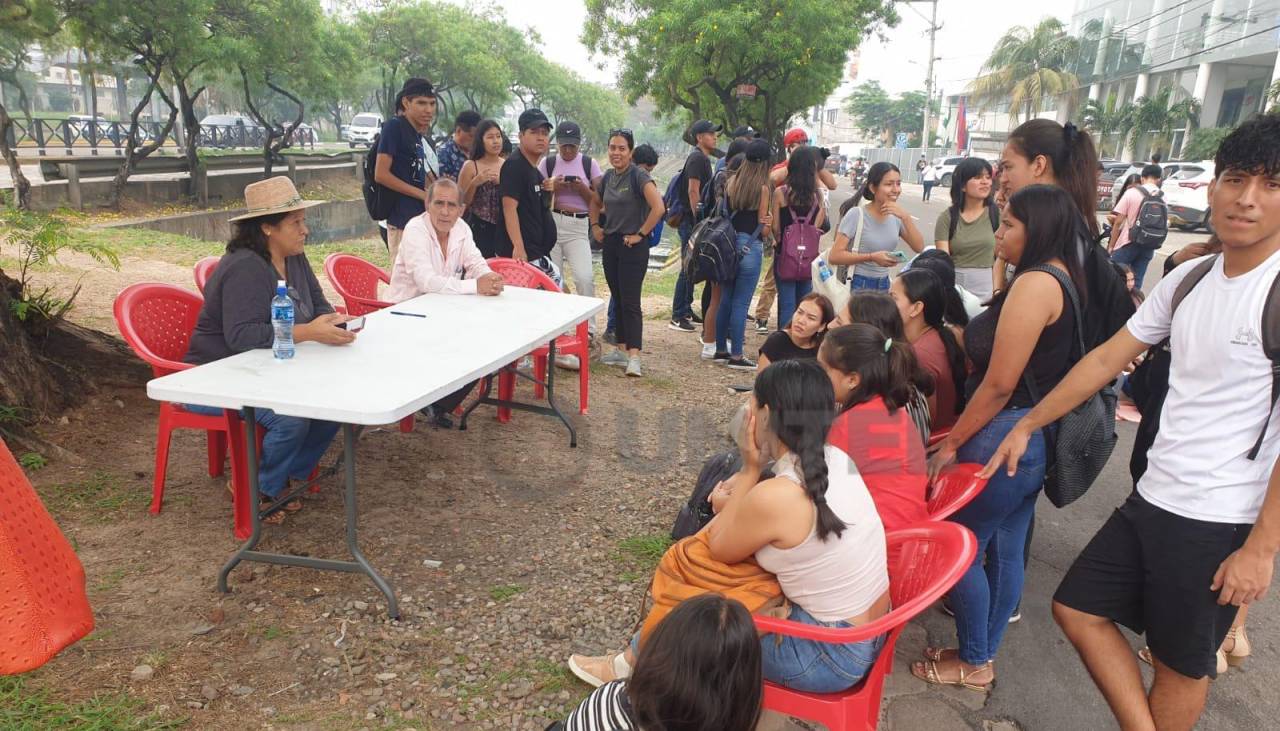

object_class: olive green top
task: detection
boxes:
[933,209,997,269]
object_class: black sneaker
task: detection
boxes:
[690,311,704,324]
[726,356,757,371]
[755,319,770,334]
[712,351,731,362]
[668,317,696,332]
[603,329,618,345]
[1008,603,1022,624]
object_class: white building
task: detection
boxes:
[807,52,878,156]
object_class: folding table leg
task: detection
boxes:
[543,339,578,448]
[339,423,399,618]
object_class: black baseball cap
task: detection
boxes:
[518,108,553,132]
[555,121,582,146]
[395,77,435,109]
[745,139,772,163]
[690,119,722,136]
[731,125,760,139]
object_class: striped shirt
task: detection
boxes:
[564,680,636,730]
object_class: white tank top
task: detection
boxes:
[755,447,890,622]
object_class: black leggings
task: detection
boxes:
[601,233,648,350]
[468,216,500,259]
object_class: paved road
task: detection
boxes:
[813,180,1271,730]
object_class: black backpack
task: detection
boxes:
[685,199,741,284]
[545,153,593,185]
[671,450,742,540]
[1128,188,1170,250]
[1128,254,1280,481]
[362,131,395,221]
[1075,224,1137,350]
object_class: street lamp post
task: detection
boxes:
[923,0,938,150]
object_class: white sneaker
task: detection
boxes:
[700,342,716,360]
[554,354,581,371]
[599,350,628,367]
[625,356,643,377]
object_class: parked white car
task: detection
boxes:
[348,113,383,148]
[1161,160,1215,232]
[930,154,1001,188]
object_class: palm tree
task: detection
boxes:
[968,19,1082,123]
[1269,80,1279,112]
[1130,86,1202,159]
[1081,94,1133,158]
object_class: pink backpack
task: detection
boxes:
[775,187,821,282]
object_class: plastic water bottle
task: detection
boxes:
[817,259,834,283]
[271,280,295,360]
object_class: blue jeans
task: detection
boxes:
[184,404,340,500]
[851,273,891,291]
[774,265,813,330]
[760,604,887,693]
[606,298,617,333]
[1111,244,1155,290]
[671,220,695,320]
[950,408,1049,666]
[715,233,764,357]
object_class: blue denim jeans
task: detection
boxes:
[715,233,765,357]
[774,265,813,330]
[184,404,340,500]
[671,220,695,320]
[1111,244,1155,290]
[760,604,888,693]
[851,273,891,291]
[606,298,617,333]
[950,408,1048,665]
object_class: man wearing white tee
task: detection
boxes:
[539,120,603,344]
[981,113,1280,731]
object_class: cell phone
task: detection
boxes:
[339,316,365,331]
[890,250,908,262]
[563,175,579,183]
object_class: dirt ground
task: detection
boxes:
[6,230,772,730]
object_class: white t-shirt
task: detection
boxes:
[1127,250,1280,523]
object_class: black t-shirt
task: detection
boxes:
[759,331,818,363]
[680,148,713,216]
[496,153,556,260]
[375,117,427,229]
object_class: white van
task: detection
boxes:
[348,113,383,148]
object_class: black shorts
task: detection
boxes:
[1054,492,1251,679]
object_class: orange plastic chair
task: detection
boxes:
[113,283,260,538]
[753,522,978,731]
[193,256,220,293]
[0,438,95,674]
[927,463,989,521]
[485,257,590,418]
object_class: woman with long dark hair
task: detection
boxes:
[757,292,834,372]
[769,147,828,329]
[457,118,506,258]
[913,184,1082,692]
[892,269,967,432]
[828,162,925,292]
[819,324,929,532]
[838,292,934,444]
[907,249,976,324]
[569,360,890,695]
[557,594,763,731]
[934,157,999,300]
[713,139,773,370]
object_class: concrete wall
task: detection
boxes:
[101,199,376,244]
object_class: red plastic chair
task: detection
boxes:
[322,253,413,433]
[927,463,989,521]
[113,283,260,538]
[0,438,95,673]
[485,257,590,419]
[753,522,978,731]
[193,256,220,293]
[324,252,393,316]
[926,427,950,448]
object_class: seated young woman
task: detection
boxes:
[569,360,890,694]
[555,594,762,731]
[818,324,929,532]
[183,176,355,525]
[756,292,835,373]
[835,292,934,445]
[890,269,968,433]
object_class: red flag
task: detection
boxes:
[957,97,969,151]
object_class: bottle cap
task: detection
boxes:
[276,279,287,295]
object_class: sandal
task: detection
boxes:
[923,647,958,663]
[227,482,302,513]
[567,652,632,688]
[911,656,993,692]
[1222,626,1251,668]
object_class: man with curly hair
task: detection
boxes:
[982,112,1280,730]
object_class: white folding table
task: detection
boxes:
[147,287,603,618]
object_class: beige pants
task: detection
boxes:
[386,225,405,270]
[754,261,777,323]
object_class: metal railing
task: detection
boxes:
[4,117,317,155]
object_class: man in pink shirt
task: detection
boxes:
[539,120,603,347]
[1108,164,1166,288]
[386,178,504,427]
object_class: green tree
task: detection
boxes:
[969,18,1081,123]
[1181,126,1232,162]
[584,0,897,147]
[1267,80,1279,112]
[844,82,934,146]
[1080,93,1133,159]
[1,0,64,209]
[1130,86,1200,160]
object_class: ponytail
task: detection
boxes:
[1007,119,1100,238]
[821,324,918,413]
[753,360,844,541]
[898,269,967,412]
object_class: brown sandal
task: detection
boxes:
[226,483,292,524]
[923,647,958,662]
[911,656,993,692]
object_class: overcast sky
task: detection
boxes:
[445,0,1075,97]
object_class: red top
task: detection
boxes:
[913,328,959,432]
[827,396,929,532]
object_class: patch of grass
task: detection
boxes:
[92,566,130,593]
[642,374,677,391]
[531,659,577,694]
[0,675,184,730]
[40,471,147,519]
[69,226,220,267]
[488,584,524,602]
[259,625,290,641]
[141,651,167,671]
[18,452,47,470]
[641,267,679,299]
[615,534,673,573]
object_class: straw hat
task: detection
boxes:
[228,176,322,222]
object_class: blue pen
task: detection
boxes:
[389,311,426,318]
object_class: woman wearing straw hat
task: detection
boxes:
[184,176,355,525]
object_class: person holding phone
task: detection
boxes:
[827,162,925,292]
[540,120,604,350]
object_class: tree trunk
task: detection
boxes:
[0,269,149,428]
[0,104,32,209]
[173,76,204,198]
[111,73,178,209]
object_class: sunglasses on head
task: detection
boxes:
[609,128,633,139]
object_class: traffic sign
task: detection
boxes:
[894,132,909,149]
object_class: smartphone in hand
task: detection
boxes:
[890,250,908,262]
[339,316,366,332]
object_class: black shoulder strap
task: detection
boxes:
[1250,266,1280,459]
[1170,254,1218,317]
[582,154,593,180]
[1017,264,1086,407]
[988,203,1000,232]
[546,155,556,178]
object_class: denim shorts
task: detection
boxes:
[760,603,887,693]
[850,273,890,291]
